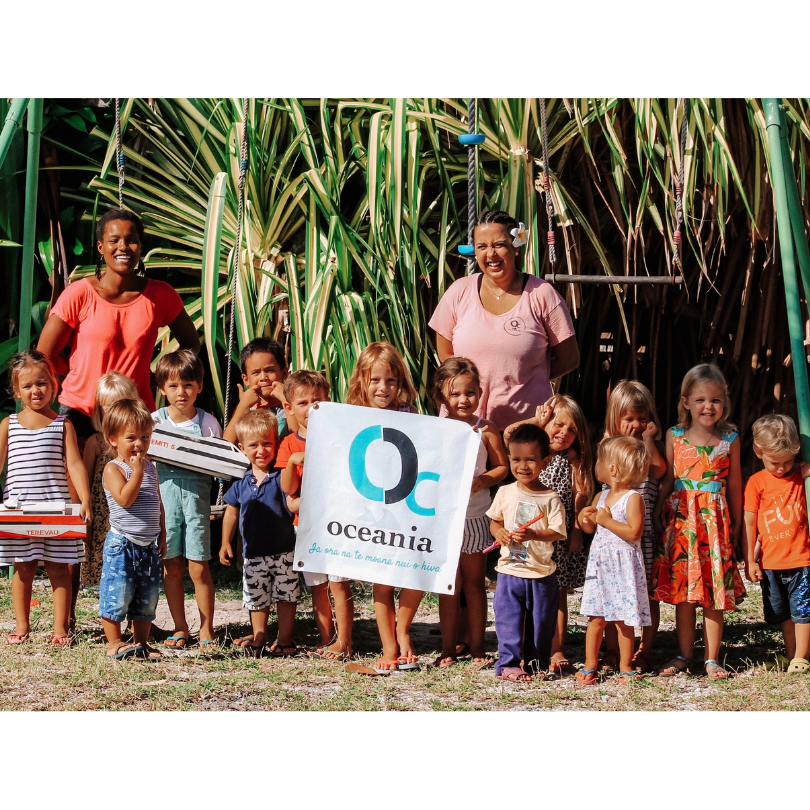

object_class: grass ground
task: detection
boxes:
[0,567,808,711]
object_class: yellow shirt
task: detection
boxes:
[486,483,566,579]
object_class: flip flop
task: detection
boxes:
[471,657,495,670]
[549,657,573,675]
[107,642,139,661]
[135,645,164,662]
[373,657,399,674]
[6,632,30,645]
[432,655,458,668]
[575,668,599,685]
[49,633,73,647]
[268,643,298,658]
[496,667,532,683]
[308,645,351,662]
[164,634,189,649]
[618,670,644,685]
[197,639,219,649]
[231,634,254,648]
[345,662,390,676]
[396,655,420,671]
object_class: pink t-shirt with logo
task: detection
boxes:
[429,273,575,431]
[51,278,184,415]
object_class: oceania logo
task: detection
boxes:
[348,426,439,516]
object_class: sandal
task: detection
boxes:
[49,633,73,647]
[308,645,351,662]
[432,655,458,668]
[373,657,399,674]
[231,634,254,648]
[496,667,532,683]
[197,639,219,649]
[164,634,189,649]
[575,668,599,685]
[658,655,691,677]
[619,670,644,685]
[471,656,495,670]
[787,657,810,674]
[106,642,139,660]
[549,657,573,675]
[6,632,30,645]
[268,642,298,658]
[135,645,163,662]
[396,654,420,671]
[704,659,729,680]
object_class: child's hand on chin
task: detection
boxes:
[237,383,261,409]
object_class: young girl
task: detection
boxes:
[504,395,593,673]
[652,364,745,680]
[431,358,508,667]
[0,351,91,645]
[577,436,651,684]
[82,373,140,588]
[601,380,667,673]
[346,342,422,672]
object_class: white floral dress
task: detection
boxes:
[580,489,651,626]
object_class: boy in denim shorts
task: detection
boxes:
[152,350,222,649]
[220,410,298,657]
[100,398,167,661]
[743,414,810,674]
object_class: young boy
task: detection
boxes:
[100,398,167,661]
[152,350,221,649]
[223,338,290,445]
[275,370,355,661]
[487,423,566,682]
[220,410,299,657]
[743,414,810,673]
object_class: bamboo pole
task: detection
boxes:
[0,98,28,173]
[18,98,42,353]
[764,98,810,479]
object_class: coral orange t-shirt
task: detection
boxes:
[51,278,184,416]
[275,431,306,526]
[744,468,810,569]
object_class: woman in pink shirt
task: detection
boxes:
[429,210,579,433]
[37,208,200,442]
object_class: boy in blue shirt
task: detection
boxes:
[220,409,298,657]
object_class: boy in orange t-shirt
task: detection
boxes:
[275,371,354,662]
[743,415,810,673]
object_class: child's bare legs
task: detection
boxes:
[549,587,570,664]
[10,560,38,636]
[702,606,724,662]
[329,580,354,654]
[274,601,296,647]
[249,608,270,647]
[635,599,660,668]
[103,618,124,653]
[373,583,399,667]
[68,563,80,631]
[675,602,698,659]
[784,621,810,660]
[615,621,636,673]
[395,588,423,661]
[438,570,461,663]
[583,615,606,672]
[44,561,72,638]
[309,582,334,646]
[188,560,215,642]
[460,552,487,659]
[162,556,190,643]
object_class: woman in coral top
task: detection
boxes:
[37,208,200,442]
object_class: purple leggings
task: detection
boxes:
[494,571,559,675]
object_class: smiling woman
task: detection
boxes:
[428,210,579,433]
[36,208,200,442]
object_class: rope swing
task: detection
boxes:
[114,98,125,209]
[673,98,689,268]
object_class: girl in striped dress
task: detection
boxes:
[0,351,91,645]
[601,381,667,672]
[100,398,166,661]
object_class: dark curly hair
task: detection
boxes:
[95,208,146,279]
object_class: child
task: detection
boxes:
[652,364,745,680]
[152,350,221,648]
[601,380,667,673]
[504,395,593,674]
[346,341,422,672]
[431,358,508,667]
[487,423,566,682]
[743,415,810,673]
[274,370,355,661]
[220,410,298,657]
[82,372,139,588]
[577,436,651,685]
[100,398,167,660]
[0,351,91,646]
[223,338,291,445]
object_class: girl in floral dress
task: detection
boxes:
[652,364,745,680]
[577,436,651,685]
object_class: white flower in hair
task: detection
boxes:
[510,222,527,247]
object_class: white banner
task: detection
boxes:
[294,403,480,594]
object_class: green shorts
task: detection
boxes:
[159,475,212,562]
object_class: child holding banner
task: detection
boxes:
[487,423,566,681]
[346,342,422,672]
[275,370,355,662]
[431,358,508,667]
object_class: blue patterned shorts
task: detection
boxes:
[99,530,162,623]
[762,566,810,625]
